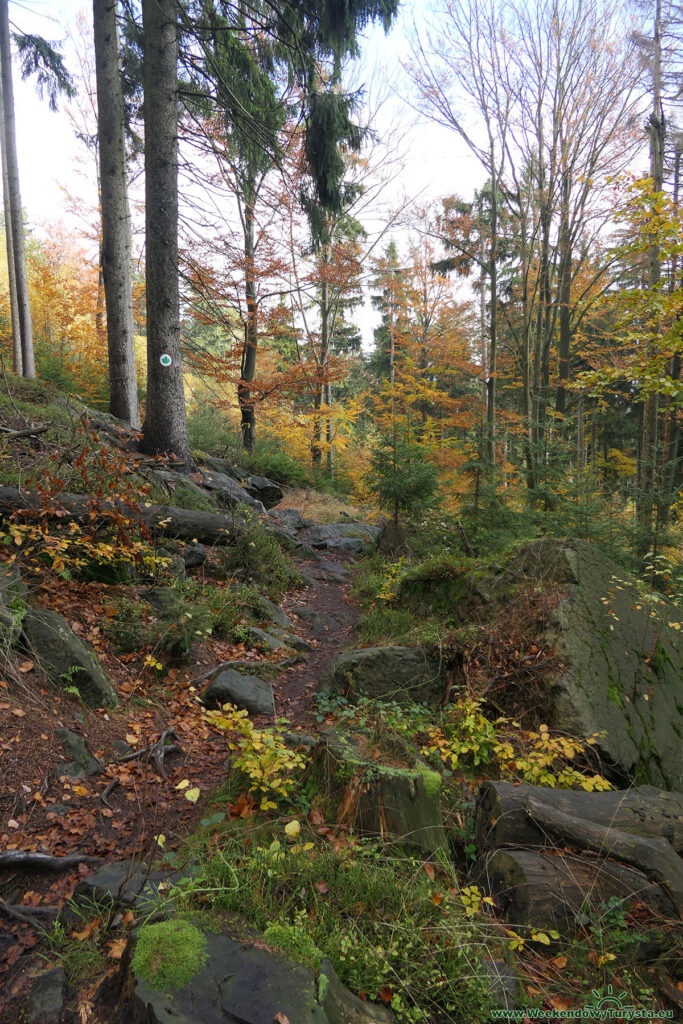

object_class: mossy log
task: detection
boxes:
[473,848,677,936]
[475,781,683,853]
[0,485,245,545]
[524,796,683,918]
[306,731,446,855]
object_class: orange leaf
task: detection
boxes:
[11,708,26,717]
[72,918,100,941]
[274,1014,290,1024]
[431,890,443,906]
[314,881,329,894]
[551,955,568,969]
[107,937,127,960]
[423,863,435,881]
[18,661,34,673]
[379,987,393,1003]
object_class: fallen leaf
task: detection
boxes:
[107,937,127,960]
[431,890,443,906]
[18,661,34,673]
[379,987,393,1003]
[309,808,325,826]
[7,819,19,829]
[72,918,100,941]
[185,787,200,804]
[73,785,88,797]
[175,779,190,790]
[11,708,26,717]
[314,881,329,894]
[274,1014,290,1024]
[423,863,435,881]
[123,910,135,925]
[551,955,568,969]
[284,820,301,840]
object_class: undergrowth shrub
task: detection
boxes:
[218,517,301,600]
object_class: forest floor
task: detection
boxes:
[0,536,362,1022]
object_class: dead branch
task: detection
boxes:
[100,778,121,809]
[0,852,101,871]
[117,729,182,779]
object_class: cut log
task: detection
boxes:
[524,795,683,918]
[0,485,245,545]
[476,781,683,853]
[473,848,677,936]
[0,851,100,871]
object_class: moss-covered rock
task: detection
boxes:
[318,646,447,705]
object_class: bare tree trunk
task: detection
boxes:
[0,69,20,375]
[0,0,34,379]
[141,0,191,463]
[638,0,664,555]
[93,0,140,428]
[238,196,257,450]
[486,159,497,475]
[555,165,572,421]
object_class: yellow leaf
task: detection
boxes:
[73,785,88,797]
[185,787,200,803]
[175,779,190,790]
[284,820,301,840]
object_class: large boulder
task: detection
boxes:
[301,522,380,552]
[200,669,274,716]
[199,468,266,513]
[532,539,683,791]
[0,562,26,646]
[22,607,118,707]
[465,539,683,791]
[112,928,393,1024]
[318,646,447,705]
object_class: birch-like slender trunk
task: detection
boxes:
[0,69,20,375]
[0,0,33,378]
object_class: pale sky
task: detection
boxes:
[8,0,481,344]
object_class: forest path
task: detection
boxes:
[274,554,361,729]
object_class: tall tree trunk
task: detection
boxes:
[637,0,664,555]
[312,260,329,466]
[141,0,191,463]
[555,167,572,421]
[93,0,140,428]
[486,164,497,476]
[0,69,20,375]
[239,195,257,450]
[0,0,34,379]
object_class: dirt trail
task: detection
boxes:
[275,555,360,729]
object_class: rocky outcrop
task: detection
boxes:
[201,456,283,509]
[0,562,26,646]
[22,607,118,707]
[318,646,447,705]
[111,929,393,1024]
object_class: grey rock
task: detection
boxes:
[27,966,66,1024]
[268,507,306,531]
[319,646,447,705]
[0,562,26,646]
[478,960,520,1010]
[119,930,392,1024]
[270,628,314,653]
[303,522,380,546]
[325,536,367,555]
[292,606,342,635]
[183,543,207,569]
[44,803,70,817]
[301,561,350,586]
[143,586,182,618]
[113,739,134,757]
[22,607,118,707]
[201,669,274,716]
[244,626,286,651]
[199,467,266,513]
[155,548,185,582]
[202,457,283,508]
[56,728,103,778]
[71,860,179,919]
[255,594,292,629]
[150,470,218,508]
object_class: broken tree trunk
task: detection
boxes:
[524,795,683,918]
[476,781,683,853]
[473,848,677,936]
[0,485,245,545]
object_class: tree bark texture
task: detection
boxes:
[474,847,677,935]
[0,0,34,378]
[141,0,191,462]
[93,0,140,428]
[0,70,19,374]
[239,197,257,451]
[524,795,683,916]
[475,781,683,854]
